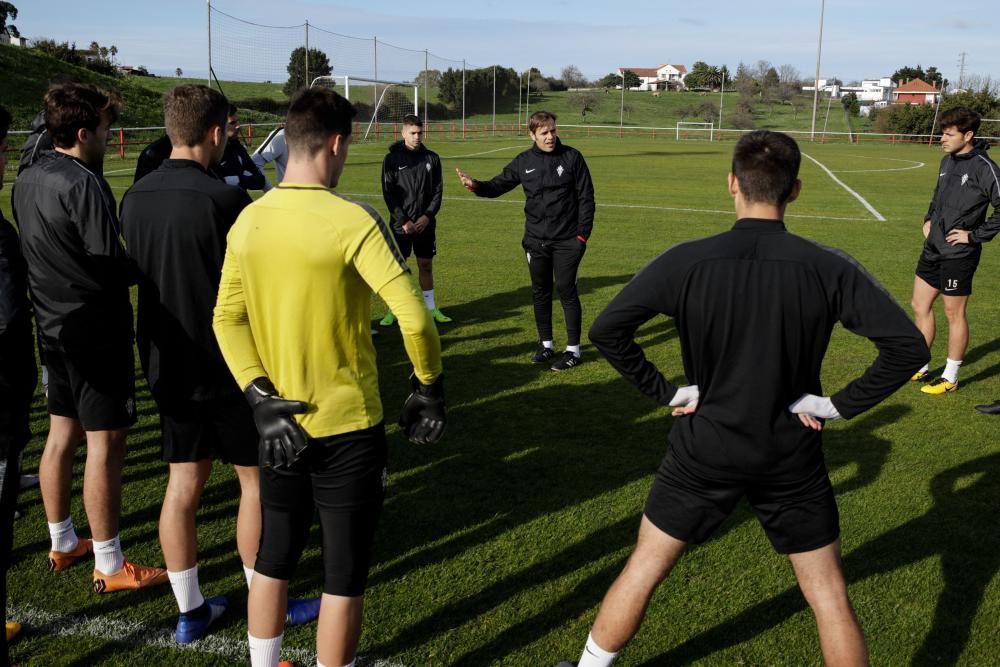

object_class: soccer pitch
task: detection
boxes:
[6,135,1000,666]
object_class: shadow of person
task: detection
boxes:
[642,451,1000,666]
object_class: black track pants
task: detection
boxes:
[522,236,587,346]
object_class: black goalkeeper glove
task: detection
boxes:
[399,373,446,445]
[244,377,310,469]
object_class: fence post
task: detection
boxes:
[119,128,125,159]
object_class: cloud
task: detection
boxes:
[950,19,972,29]
[679,17,706,26]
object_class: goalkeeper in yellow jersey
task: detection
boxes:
[213,87,445,667]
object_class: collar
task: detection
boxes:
[732,217,787,232]
[162,158,210,173]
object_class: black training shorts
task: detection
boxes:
[254,422,388,596]
[44,341,136,431]
[393,225,437,260]
[915,247,981,296]
[644,447,840,554]
[159,394,258,466]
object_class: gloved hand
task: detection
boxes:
[668,385,699,408]
[399,373,446,444]
[788,393,841,420]
[244,377,310,468]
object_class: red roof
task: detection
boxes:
[621,67,659,77]
[895,78,938,93]
[670,64,687,74]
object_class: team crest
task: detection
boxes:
[426,162,432,172]
[556,165,564,177]
[962,173,969,186]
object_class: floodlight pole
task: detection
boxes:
[526,67,531,124]
[620,70,625,135]
[718,66,725,137]
[462,60,466,139]
[424,50,429,122]
[517,73,522,130]
[304,21,310,91]
[492,65,496,136]
[206,0,211,87]
[810,0,826,141]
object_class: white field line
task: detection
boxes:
[8,603,404,667]
[802,152,886,222]
[832,156,925,174]
[339,191,872,222]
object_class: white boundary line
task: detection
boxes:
[8,604,405,666]
[833,156,925,174]
[339,192,873,222]
[801,152,886,222]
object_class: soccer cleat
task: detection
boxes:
[531,345,556,364]
[920,377,958,395]
[5,621,21,642]
[550,351,582,372]
[975,400,1000,415]
[286,596,321,626]
[93,560,168,593]
[910,369,931,382]
[555,662,577,667]
[430,308,452,323]
[175,595,227,644]
[19,474,39,490]
[370,327,379,337]
[379,312,396,326]
[48,538,93,572]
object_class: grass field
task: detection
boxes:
[4,134,1000,666]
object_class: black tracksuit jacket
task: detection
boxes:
[12,151,133,348]
[922,146,1000,260]
[381,141,442,234]
[472,139,595,242]
[590,219,929,482]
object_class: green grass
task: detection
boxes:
[4,135,999,666]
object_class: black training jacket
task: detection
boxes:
[18,111,52,175]
[472,139,595,242]
[0,211,31,339]
[133,135,173,183]
[122,159,252,404]
[381,140,442,233]
[216,138,266,191]
[12,151,133,347]
[590,219,929,482]
[923,147,1000,259]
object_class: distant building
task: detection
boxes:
[893,78,941,105]
[0,33,30,47]
[617,64,688,91]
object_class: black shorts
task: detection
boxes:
[644,448,840,554]
[255,423,387,596]
[44,342,136,431]
[394,225,436,260]
[915,248,981,296]
[159,394,258,466]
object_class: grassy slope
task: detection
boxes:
[4,136,999,665]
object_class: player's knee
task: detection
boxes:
[323,564,370,597]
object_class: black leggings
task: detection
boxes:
[522,236,587,346]
[255,423,387,597]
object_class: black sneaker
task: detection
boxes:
[550,351,582,371]
[531,345,556,363]
[555,662,577,667]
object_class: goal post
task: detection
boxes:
[311,75,419,141]
[676,121,715,141]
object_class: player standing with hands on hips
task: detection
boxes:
[456,111,595,371]
[213,87,445,667]
[559,131,929,667]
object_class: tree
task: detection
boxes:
[438,65,519,113]
[561,65,588,89]
[777,64,802,85]
[109,45,118,65]
[568,91,600,120]
[413,69,442,88]
[0,2,18,36]
[175,67,183,77]
[763,67,780,91]
[284,46,332,97]
[597,72,620,88]
[841,92,860,116]
[892,64,946,89]
[621,69,640,89]
[684,61,717,89]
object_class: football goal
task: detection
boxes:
[676,121,715,141]
[312,75,418,141]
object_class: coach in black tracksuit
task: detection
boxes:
[562,131,929,667]
[456,111,595,372]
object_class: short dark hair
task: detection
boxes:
[228,103,238,116]
[284,87,356,156]
[939,107,981,135]
[528,110,556,134]
[163,85,229,147]
[731,130,801,206]
[401,114,422,127]
[0,105,10,144]
[44,83,121,149]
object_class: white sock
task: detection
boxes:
[92,536,125,575]
[566,345,581,357]
[579,632,618,667]
[942,358,963,384]
[423,289,436,310]
[168,565,205,614]
[917,362,930,374]
[48,517,79,553]
[541,340,555,350]
[248,633,283,667]
[243,564,255,589]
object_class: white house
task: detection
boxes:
[802,79,842,98]
[840,77,896,102]
[617,64,688,91]
[0,33,30,47]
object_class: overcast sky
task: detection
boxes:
[16,0,999,87]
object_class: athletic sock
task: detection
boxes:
[92,536,125,575]
[168,565,205,614]
[566,344,581,357]
[917,362,930,374]
[541,340,555,350]
[942,358,963,384]
[578,632,618,667]
[48,517,79,553]
[243,564,255,589]
[423,289,436,310]
[248,633,283,667]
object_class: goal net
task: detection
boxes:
[676,121,715,141]
[312,75,418,141]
